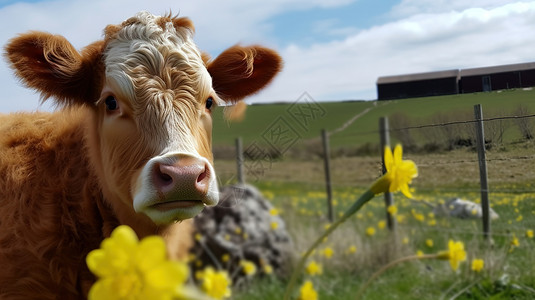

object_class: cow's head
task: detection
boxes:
[5,11,281,224]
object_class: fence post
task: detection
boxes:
[236,137,245,185]
[474,104,491,239]
[321,129,334,223]
[379,117,396,232]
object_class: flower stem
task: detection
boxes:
[283,189,375,300]
[355,254,439,300]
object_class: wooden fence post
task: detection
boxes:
[474,104,491,239]
[321,129,334,223]
[379,117,396,232]
[236,137,245,185]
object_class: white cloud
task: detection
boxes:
[390,0,518,18]
[246,1,535,103]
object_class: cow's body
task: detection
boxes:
[0,11,281,299]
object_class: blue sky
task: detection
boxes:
[1,0,534,112]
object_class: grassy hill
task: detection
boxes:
[212,88,535,149]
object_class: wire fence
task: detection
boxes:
[221,103,535,240]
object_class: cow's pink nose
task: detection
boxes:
[152,157,210,200]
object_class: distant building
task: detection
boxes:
[377,70,459,100]
[460,62,535,93]
[377,62,535,100]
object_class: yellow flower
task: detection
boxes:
[387,205,398,215]
[425,239,434,248]
[86,225,189,300]
[321,247,334,259]
[305,261,323,276]
[195,233,203,241]
[437,240,467,271]
[221,254,230,263]
[346,245,357,254]
[234,227,242,235]
[378,220,386,230]
[366,226,376,237]
[471,259,484,273]
[402,237,409,245]
[526,229,534,238]
[197,267,232,299]
[370,144,418,198]
[511,236,520,247]
[269,208,280,216]
[270,221,279,230]
[298,280,318,300]
[240,260,257,276]
[416,250,424,257]
[263,264,273,275]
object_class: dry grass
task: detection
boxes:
[215,143,535,191]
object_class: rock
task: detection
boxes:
[432,198,499,220]
[191,184,293,279]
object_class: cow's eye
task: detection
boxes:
[105,96,118,111]
[205,97,214,111]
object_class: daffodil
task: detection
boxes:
[263,264,273,275]
[321,247,334,259]
[298,280,318,300]
[437,240,467,271]
[371,144,418,198]
[240,260,257,276]
[305,261,323,276]
[86,225,189,300]
[284,145,418,300]
[387,205,398,215]
[197,267,232,299]
[471,259,484,273]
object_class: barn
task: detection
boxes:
[377,62,535,100]
[459,62,535,93]
[377,70,460,100]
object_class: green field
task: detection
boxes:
[209,89,535,299]
[212,88,535,148]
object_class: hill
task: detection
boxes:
[212,88,535,150]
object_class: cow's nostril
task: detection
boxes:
[153,164,174,192]
[160,172,172,182]
[197,169,207,183]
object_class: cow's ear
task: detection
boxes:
[207,45,282,102]
[5,32,104,107]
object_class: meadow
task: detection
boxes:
[210,89,535,299]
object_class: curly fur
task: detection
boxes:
[0,11,281,299]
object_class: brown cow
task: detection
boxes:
[0,11,281,299]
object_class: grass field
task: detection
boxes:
[209,90,535,299]
[213,147,535,299]
[212,88,535,148]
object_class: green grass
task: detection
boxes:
[211,90,535,299]
[212,88,535,147]
[228,181,535,300]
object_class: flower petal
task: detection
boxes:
[88,278,117,300]
[393,144,403,164]
[87,249,117,278]
[136,236,167,273]
[145,261,189,290]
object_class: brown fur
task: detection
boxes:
[0,12,281,299]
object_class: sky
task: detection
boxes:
[0,0,534,112]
